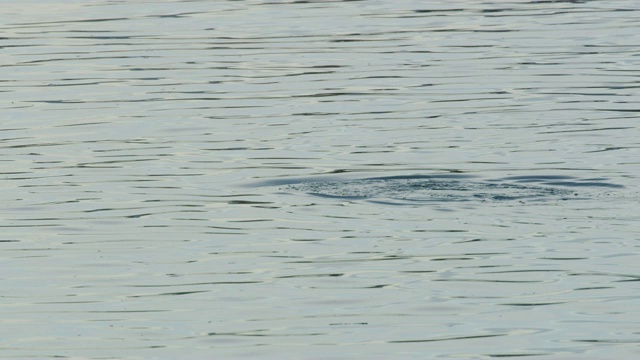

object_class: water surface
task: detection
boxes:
[2,0,640,359]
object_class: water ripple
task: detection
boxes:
[2,0,640,359]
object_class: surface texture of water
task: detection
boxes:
[275,174,626,203]
[2,0,640,359]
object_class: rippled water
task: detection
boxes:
[273,174,627,203]
[2,0,640,359]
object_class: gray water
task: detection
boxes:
[2,0,640,359]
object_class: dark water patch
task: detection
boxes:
[388,333,506,343]
[543,181,624,188]
[495,175,625,188]
[273,174,625,204]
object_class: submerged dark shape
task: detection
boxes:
[280,174,623,203]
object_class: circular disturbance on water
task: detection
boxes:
[282,177,581,203]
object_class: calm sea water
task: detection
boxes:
[2,0,639,359]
